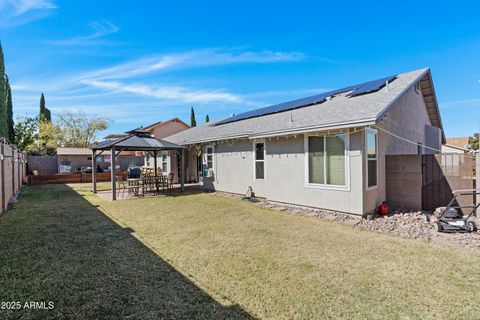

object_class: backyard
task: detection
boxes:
[1,183,480,319]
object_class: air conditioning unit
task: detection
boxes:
[203,168,214,178]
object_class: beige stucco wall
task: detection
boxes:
[195,85,438,215]
[206,132,364,215]
[363,85,434,213]
[144,120,191,181]
[151,120,189,139]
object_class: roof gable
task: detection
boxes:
[446,137,470,149]
[143,117,189,131]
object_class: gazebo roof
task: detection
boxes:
[93,130,185,151]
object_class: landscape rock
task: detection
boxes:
[213,191,480,250]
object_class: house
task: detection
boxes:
[137,118,190,182]
[446,137,470,150]
[441,144,470,154]
[104,118,191,181]
[441,137,472,154]
[57,148,143,173]
[165,67,444,215]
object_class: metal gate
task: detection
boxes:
[422,154,475,211]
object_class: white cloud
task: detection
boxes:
[82,80,243,103]
[71,48,305,104]
[12,47,307,130]
[0,0,56,26]
[47,21,119,46]
[80,48,305,80]
[7,0,56,16]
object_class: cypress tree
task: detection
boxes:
[38,93,52,151]
[0,41,7,138]
[205,114,210,123]
[190,106,197,127]
[45,107,51,122]
[39,93,46,122]
[5,75,14,142]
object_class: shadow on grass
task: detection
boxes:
[0,184,253,319]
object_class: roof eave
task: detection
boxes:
[172,118,376,145]
[248,119,376,139]
[375,68,446,143]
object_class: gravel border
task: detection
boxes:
[213,192,480,250]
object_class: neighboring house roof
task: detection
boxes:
[165,68,444,145]
[57,148,92,155]
[104,134,128,139]
[142,117,189,131]
[446,137,470,149]
[104,118,190,140]
[57,147,112,155]
[442,144,470,152]
[93,131,185,151]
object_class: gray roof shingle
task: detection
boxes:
[165,68,432,145]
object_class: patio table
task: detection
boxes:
[127,178,141,196]
[153,175,168,194]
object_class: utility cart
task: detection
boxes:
[433,189,479,233]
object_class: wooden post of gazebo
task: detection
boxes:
[153,150,158,193]
[111,146,117,200]
[92,149,97,193]
[181,149,185,192]
[91,129,185,200]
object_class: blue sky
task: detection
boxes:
[1,0,479,138]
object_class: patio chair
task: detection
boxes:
[142,175,156,195]
[143,167,153,176]
[116,174,127,198]
[167,173,175,192]
[127,179,141,197]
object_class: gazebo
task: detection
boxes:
[91,129,186,200]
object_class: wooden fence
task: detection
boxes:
[31,172,124,185]
[0,139,27,214]
[27,155,58,175]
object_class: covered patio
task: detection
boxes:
[91,129,187,200]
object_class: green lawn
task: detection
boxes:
[1,184,480,319]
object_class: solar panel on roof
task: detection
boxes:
[214,74,397,126]
[214,87,354,126]
[347,75,397,97]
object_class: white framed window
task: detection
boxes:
[161,152,169,173]
[253,141,266,180]
[305,133,349,189]
[203,145,215,177]
[206,146,214,169]
[366,128,378,189]
[145,153,151,167]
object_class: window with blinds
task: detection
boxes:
[308,134,347,186]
